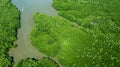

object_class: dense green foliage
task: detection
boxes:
[52,0,120,67]
[31,13,93,56]
[53,0,120,24]
[17,57,58,67]
[29,0,120,67]
[0,0,20,66]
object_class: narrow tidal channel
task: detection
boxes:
[8,0,57,67]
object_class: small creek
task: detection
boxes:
[8,0,57,67]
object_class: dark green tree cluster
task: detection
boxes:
[17,57,59,67]
[0,0,20,66]
[53,0,120,25]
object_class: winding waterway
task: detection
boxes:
[8,0,57,67]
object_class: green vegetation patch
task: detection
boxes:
[0,0,20,66]
[52,0,120,67]
[31,13,95,66]
[17,57,58,67]
[53,0,120,25]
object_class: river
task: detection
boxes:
[8,0,57,67]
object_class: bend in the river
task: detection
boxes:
[8,0,58,67]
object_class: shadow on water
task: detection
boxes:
[8,0,58,67]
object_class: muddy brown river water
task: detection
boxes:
[8,0,57,67]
